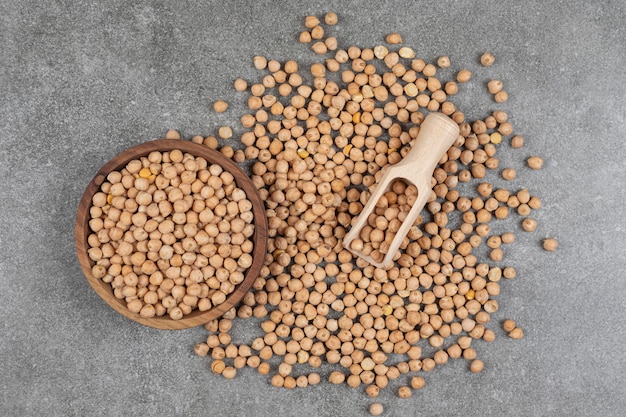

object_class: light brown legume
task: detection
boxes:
[480,52,495,66]
[527,156,544,170]
[542,238,558,251]
[213,100,228,113]
[385,33,403,44]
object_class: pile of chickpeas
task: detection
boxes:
[187,12,555,415]
[87,150,256,320]
[348,179,420,264]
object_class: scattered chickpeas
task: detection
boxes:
[483,329,496,342]
[222,366,237,379]
[304,15,320,28]
[490,132,502,144]
[501,232,515,244]
[399,47,415,59]
[189,12,551,413]
[543,238,559,251]
[299,31,312,44]
[503,267,517,279]
[311,25,324,40]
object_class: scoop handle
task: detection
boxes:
[396,112,460,184]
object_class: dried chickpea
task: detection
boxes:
[271,374,284,388]
[480,52,495,66]
[325,12,338,25]
[385,33,403,44]
[470,359,484,373]
[311,41,327,54]
[410,376,425,390]
[490,248,503,262]
[511,135,524,148]
[508,327,524,339]
[522,218,538,232]
[437,56,451,68]
[494,91,508,103]
[211,360,226,375]
[218,126,233,139]
[258,362,271,375]
[445,81,459,95]
[369,402,384,416]
[253,55,267,70]
[487,80,503,94]
[165,129,180,139]
[527,156,544,170]
[502,319,516,332]
[397,386,412,399]
[234,78,248,92]
[502,168,516,180]
[528,196,542,210]
[213,100,228,113]
[329,371,346,384]
[456,69,472,83]
[543,238,559,251]
[325,37,338,51]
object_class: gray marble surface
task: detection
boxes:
[1,1,625,416]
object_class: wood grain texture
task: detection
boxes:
[75,139,268,330]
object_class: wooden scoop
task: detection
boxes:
[342,112,460,269]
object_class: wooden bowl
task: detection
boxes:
[75,139,268,330]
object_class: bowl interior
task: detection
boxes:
[75,139,268,330]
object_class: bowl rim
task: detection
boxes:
[75,139,268,330]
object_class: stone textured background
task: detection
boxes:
[1,1,624,416]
